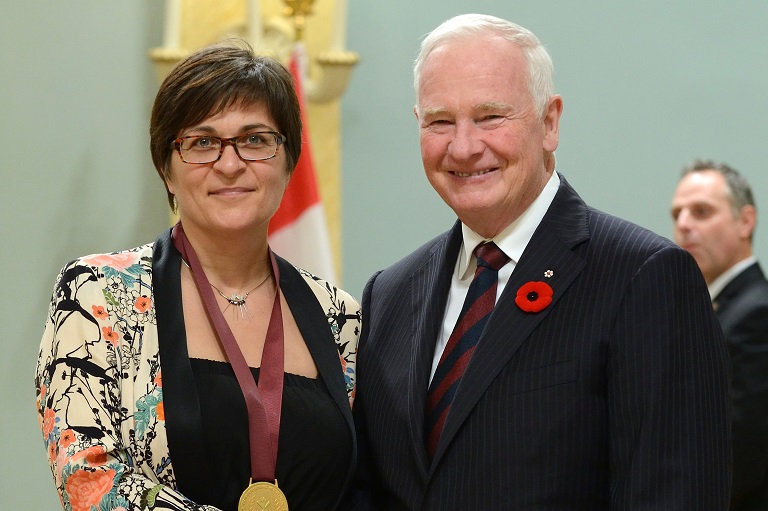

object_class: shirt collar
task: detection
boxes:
[458,172,561,279]
[709,255,756,301]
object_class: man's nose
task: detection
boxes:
[447,122,485,160]
[675,209,693,230]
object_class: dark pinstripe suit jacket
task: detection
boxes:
[350,175,732,510]
[713,263,768,511]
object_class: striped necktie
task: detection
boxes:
[425,241,510,458]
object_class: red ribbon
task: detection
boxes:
[172,222,284,483]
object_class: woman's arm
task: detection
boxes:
[35,255,219,511]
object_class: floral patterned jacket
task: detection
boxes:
[35,230,360,511]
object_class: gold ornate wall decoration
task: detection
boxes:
[148,0,358,277]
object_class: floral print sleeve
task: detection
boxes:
[34,247,219,511]
[296,267,361,407]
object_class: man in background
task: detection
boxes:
[672,160,768,510]
[348,13,731,510]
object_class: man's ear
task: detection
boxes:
[542,95,563,153]
[738,204,757,240]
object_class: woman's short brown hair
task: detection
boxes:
[150,41,302,209]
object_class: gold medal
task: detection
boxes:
[238,480,288,511]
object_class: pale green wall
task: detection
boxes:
[341,1,768,295]
[3,2,767,509]
[1,4,167,509]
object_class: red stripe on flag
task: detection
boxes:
[268,49,321,234]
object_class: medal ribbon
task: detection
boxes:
[172,222,284,483]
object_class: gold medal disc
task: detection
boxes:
[238,480,288,511]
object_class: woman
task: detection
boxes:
[35,42,360,511]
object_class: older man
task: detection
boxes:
[348,14,731,510]
[672,160,768,511]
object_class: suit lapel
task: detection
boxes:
[431,177,590,466]
[713,262,762,314]
[407,223,464,477]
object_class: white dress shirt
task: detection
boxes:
[708,255,757,303]
[429,172,561,383]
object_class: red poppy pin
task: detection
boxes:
[515,281,553,313]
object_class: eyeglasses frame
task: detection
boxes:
[173,131,287,164]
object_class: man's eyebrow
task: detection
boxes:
[475,102,512,112]
[419,106,449,118]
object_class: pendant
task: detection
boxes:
[238,480,288,511]
[224,294,252,320]
[226,294,247,307]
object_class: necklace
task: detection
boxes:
[210,272,272,320]
[172,223,285,503]
[183,260,272,320]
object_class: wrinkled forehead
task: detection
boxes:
[417,36,528,94]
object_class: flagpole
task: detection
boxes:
[163,0,181,49]
[331,0,348,51]
[248,0,262,49]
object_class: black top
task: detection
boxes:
[185,358,352,511]
[152,232,356,510]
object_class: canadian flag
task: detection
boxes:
[268,45,338,282]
